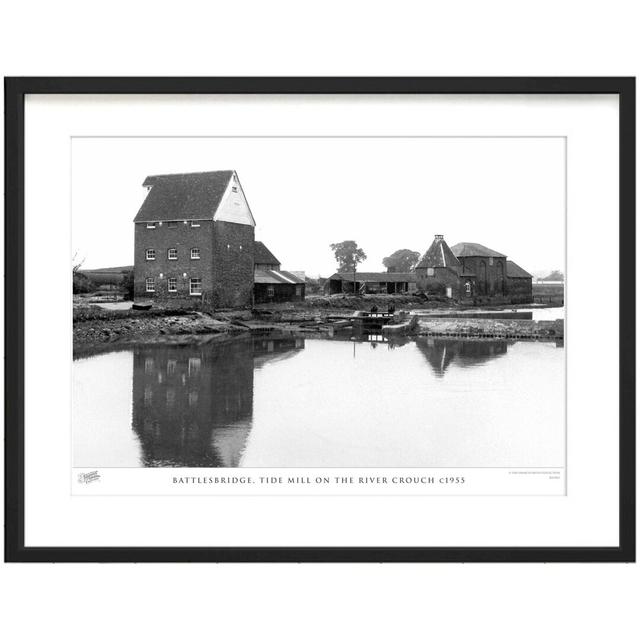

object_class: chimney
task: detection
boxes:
[435,234,444,241]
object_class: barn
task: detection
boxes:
[253,269,306,303]
[326,272,417,295]
[253,241,306,303]
[415,235,533,303]
[505,260,534,303]
[254,241,281,271]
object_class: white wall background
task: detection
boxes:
[1,1,638,639]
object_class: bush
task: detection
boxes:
[121,270,134,300]
[73,271,96,294]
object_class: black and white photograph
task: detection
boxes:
[72,136,565,476]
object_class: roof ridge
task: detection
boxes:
[450,241,506,258]
[144,169,234,180]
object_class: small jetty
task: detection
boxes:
[351,310,395,330]
[382,314,418,336]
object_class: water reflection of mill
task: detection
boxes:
[132,336,513,467]
[414,337,510,377]
[132,337,304,468]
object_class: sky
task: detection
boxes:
[72,136,565,277]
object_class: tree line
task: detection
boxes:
[330,241,420,274]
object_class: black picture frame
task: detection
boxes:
[4,77,635,563]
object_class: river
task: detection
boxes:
[73,335,565,469]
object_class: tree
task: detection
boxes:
[72,251,95,294]
[542,270,564,282]
[383,249,420,273]
[73,271,96,294]
[72,250,85,274]
[330,240,367,274]
[330,240,367,294]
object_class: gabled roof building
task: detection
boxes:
[134,170,256,308]
[254,241,281,270]
[415,235,533,303]
[252,240,306,303]
[134,170,306,308]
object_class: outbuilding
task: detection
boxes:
[415,234,533,303]
[326,272,417,295]
[254,268,306,303]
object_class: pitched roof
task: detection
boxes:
[254,269,306,285]
[416,236,461,269]
[506,260,532,278]
[450,242,506,258]
[254,241,281,266]
[134,170,233,222]
[328,272,417,283]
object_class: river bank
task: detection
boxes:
[416,317,564,340]
[72,294,432,349]
[74,297,564,357]
[73,307,251,354]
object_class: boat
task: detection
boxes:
[132,301,153,311]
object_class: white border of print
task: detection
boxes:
[72,467,566,497]
[24,94,618,548]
